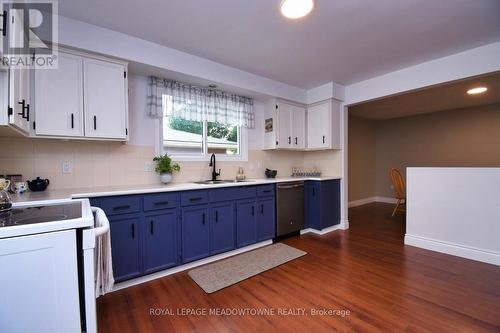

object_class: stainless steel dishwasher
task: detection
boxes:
[276,181,304,237]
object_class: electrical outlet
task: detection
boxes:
[62,160,73,174]
[144,161,153,172]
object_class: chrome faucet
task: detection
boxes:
[209,153,221,181]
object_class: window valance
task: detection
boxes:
[147,77,255,129]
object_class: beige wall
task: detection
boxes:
[0,137,307,189]
[348,103,500,201]
[375,103,500,197]
[0,74,343,190]
[348,116,376,201]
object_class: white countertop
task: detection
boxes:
[10,176,341,203]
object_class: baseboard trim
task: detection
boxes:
[348,196,398,207]
[112,240,273,292]
[348,197,376,207]
[301,224,343,235]
[404,234,500,266]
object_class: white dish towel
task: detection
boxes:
[92,207,114,297]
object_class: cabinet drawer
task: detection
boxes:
[99,196,141,216]
[256,185,275,197]
[209,186,256,202]
[143,193,178,211]
[181,190,209,206]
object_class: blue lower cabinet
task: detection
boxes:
[210,202,235,255]
[181,206,210,263]
[306,180,340,230]
[305,181,321,229]
[143,210,178,274]
[109,215,142,282]
[257,198,275,241]
[236,200,257,247]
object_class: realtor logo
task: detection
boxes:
[1,0,58,69]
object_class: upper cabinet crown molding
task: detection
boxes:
[264,98,340,151]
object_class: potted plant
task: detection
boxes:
[153,154,180,184]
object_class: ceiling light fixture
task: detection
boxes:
[467,87,488,95]
[280,0,314,19]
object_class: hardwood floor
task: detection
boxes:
[97,203,500,332]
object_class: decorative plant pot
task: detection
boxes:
[160,173,172,184]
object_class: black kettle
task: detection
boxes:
[27,177,50,192]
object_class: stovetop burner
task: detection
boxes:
[0,202,82,227]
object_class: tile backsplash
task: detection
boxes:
[0,138,340,190]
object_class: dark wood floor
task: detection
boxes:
[97,203,500,332]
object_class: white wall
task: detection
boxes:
[405,167,500,266]
[58,16,308,104]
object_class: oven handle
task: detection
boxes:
[91,207,110,237]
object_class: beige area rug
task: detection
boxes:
[188,243,307,293]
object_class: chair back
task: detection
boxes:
[389,168,406,200]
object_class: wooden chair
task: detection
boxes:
[389,168,406,216]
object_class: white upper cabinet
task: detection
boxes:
[83,58,127,140]
[307,99,341,150]
[291,105,306,149]
[277,102,292,148]
[31,49,128,140]
[264,99,306,150]
[34,52,84,137]
[8,67,31,134]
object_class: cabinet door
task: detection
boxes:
[210,202,235,255]
[305,181,321,229]
[181,206,210,263]
[8,67,30,134]
[84,58,127,139]
[320,180,341,228]
[0,230,81,333]
[143,210,178,273]
[109,215,141,281]
[307,102,330,149]
[257,198,275,241]
[236,200,257,247]
[291,105,306,149]
[34,52,84,136]
[277,102,292,148]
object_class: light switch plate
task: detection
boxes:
[62,160,73,174]
[144,161,153,172]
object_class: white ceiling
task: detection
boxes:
[59,0,500,89]
[349,71,500,120]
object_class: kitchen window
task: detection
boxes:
[159,95,247,160]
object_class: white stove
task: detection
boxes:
[0,198,102,333]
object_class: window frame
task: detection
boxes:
[156,117,248,162]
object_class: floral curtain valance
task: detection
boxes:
[147,77,255,129]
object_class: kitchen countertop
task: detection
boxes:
[9,176,341,203]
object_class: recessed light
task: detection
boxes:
[280,0,314,19]
[467,87,487,95]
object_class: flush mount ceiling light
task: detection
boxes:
[467,87,488,95]
[280,0,314,19]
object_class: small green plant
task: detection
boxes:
[153,154,180,174]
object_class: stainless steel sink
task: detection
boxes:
[193,179,254,185]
